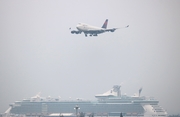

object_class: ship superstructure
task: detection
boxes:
[4,86,167,117]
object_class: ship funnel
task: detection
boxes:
[139,87,143,97]
[113,85,121,97]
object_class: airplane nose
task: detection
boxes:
[76,24,81,27]
[76,24,81,30]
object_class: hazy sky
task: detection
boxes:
[0,0,180,115]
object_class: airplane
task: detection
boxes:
[70,19,129,37]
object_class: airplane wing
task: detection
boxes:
[105,25,129,32]
[84,25,129,34]
[105,28,118,32]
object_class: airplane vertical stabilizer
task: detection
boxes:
[101,19,108,29]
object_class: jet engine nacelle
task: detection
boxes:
[110,29,116,32]
[71,30,81,34]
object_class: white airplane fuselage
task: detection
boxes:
[76,23,105,33]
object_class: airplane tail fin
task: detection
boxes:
[101,19,108,29]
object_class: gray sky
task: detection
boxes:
[0,0,180,115]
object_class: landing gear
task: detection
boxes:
[84,34,98,37]
[89,34,98,37]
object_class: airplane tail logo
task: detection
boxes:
[101,19,108,29]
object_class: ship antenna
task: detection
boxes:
[139,87,143,97]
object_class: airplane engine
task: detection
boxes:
[71,31,75,34]
[71,31,81,34]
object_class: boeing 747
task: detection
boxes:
[70,19,129,37]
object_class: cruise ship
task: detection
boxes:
[4,85,167,117]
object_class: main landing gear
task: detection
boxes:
[85,34,98,37]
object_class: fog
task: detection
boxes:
[0,0,180,115]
